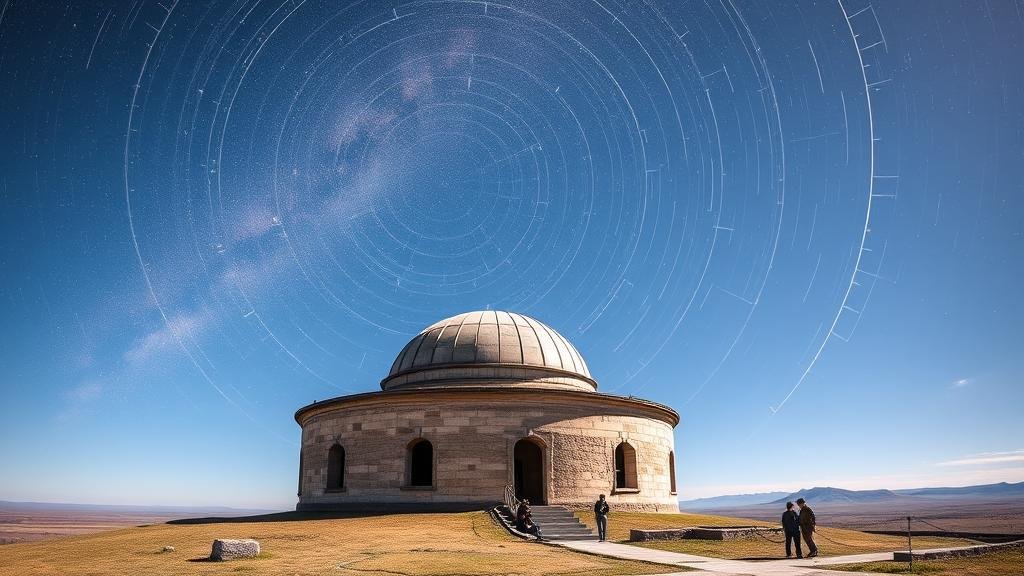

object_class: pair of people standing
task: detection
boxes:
[781,498,818,558]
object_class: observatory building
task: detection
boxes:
[294,310,679,512]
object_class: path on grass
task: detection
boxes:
[552,539,957,576]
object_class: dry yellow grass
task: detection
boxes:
[819,547,1024,575]
[572,510,976,560]
[0,512,677,576]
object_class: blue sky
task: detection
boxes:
[0,1,1021,509]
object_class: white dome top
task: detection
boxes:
[382,311,595,391]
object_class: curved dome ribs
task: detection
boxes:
[381,311,595,391]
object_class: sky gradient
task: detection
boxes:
[1,1,1022,509]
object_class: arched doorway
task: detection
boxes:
[514,438,545,504]
[614,442,638,489]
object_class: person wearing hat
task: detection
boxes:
[781,501,802,558]
[796,498,818,557]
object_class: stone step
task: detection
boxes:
[530,511,580,517]
[533,518,586,525]
[533,518,584,524]
[544,528,593,537]
[529,512,583,518]
[533,517,581,523]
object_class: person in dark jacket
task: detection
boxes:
[515,498,531,524]
[594,494,610,541]
[781,502,802,558]
[515,499,544,541]
[796,498,818,557]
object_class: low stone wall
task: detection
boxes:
[893,539,1024,562]
[630,526,782,541]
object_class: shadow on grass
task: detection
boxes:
[168,509,486,525]
[169,511,356,525]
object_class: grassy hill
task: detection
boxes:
[0,507,995,575]
[0,511,672,576]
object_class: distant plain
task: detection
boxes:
[0,503,271,545]
[682,498,1024,534]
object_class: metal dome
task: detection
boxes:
[381,311,595,391]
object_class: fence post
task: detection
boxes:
[906,516,913,571]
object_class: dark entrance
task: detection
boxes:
[513,439,545,504]
[409,439,433,487]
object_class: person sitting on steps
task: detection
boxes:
[515,498,545,541]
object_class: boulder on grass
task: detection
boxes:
[209,538,260,561]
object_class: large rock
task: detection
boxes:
[209,539,260,561]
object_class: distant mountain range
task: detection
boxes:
[896,482,1024,498]
[680,481,1024,509]
[768,487,908,505]
[677,492,790,509]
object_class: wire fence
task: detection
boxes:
[913,518,955,533]
[756,515,969,553]
[814,530,892,548]
[848,517,913,530]
[750,528,786,544]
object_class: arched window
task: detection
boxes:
[326,444,345,491]
[614,442,638,490]
[408,439,433,487]
[669,450,677,494]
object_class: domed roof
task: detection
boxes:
[381,311,595,392]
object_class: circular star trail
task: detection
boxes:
[122,0,896,412]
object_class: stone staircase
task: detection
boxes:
[493,505,598,541]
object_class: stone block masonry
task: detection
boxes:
[296,386,678,512]
[630,526,783,541]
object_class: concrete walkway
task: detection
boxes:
[552,539,946,576]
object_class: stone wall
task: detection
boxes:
[630,526,783,541]
[296,388,678,512]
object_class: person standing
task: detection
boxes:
[781,502,802,558]
[796,498,819,557]
[594,494,610,541]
